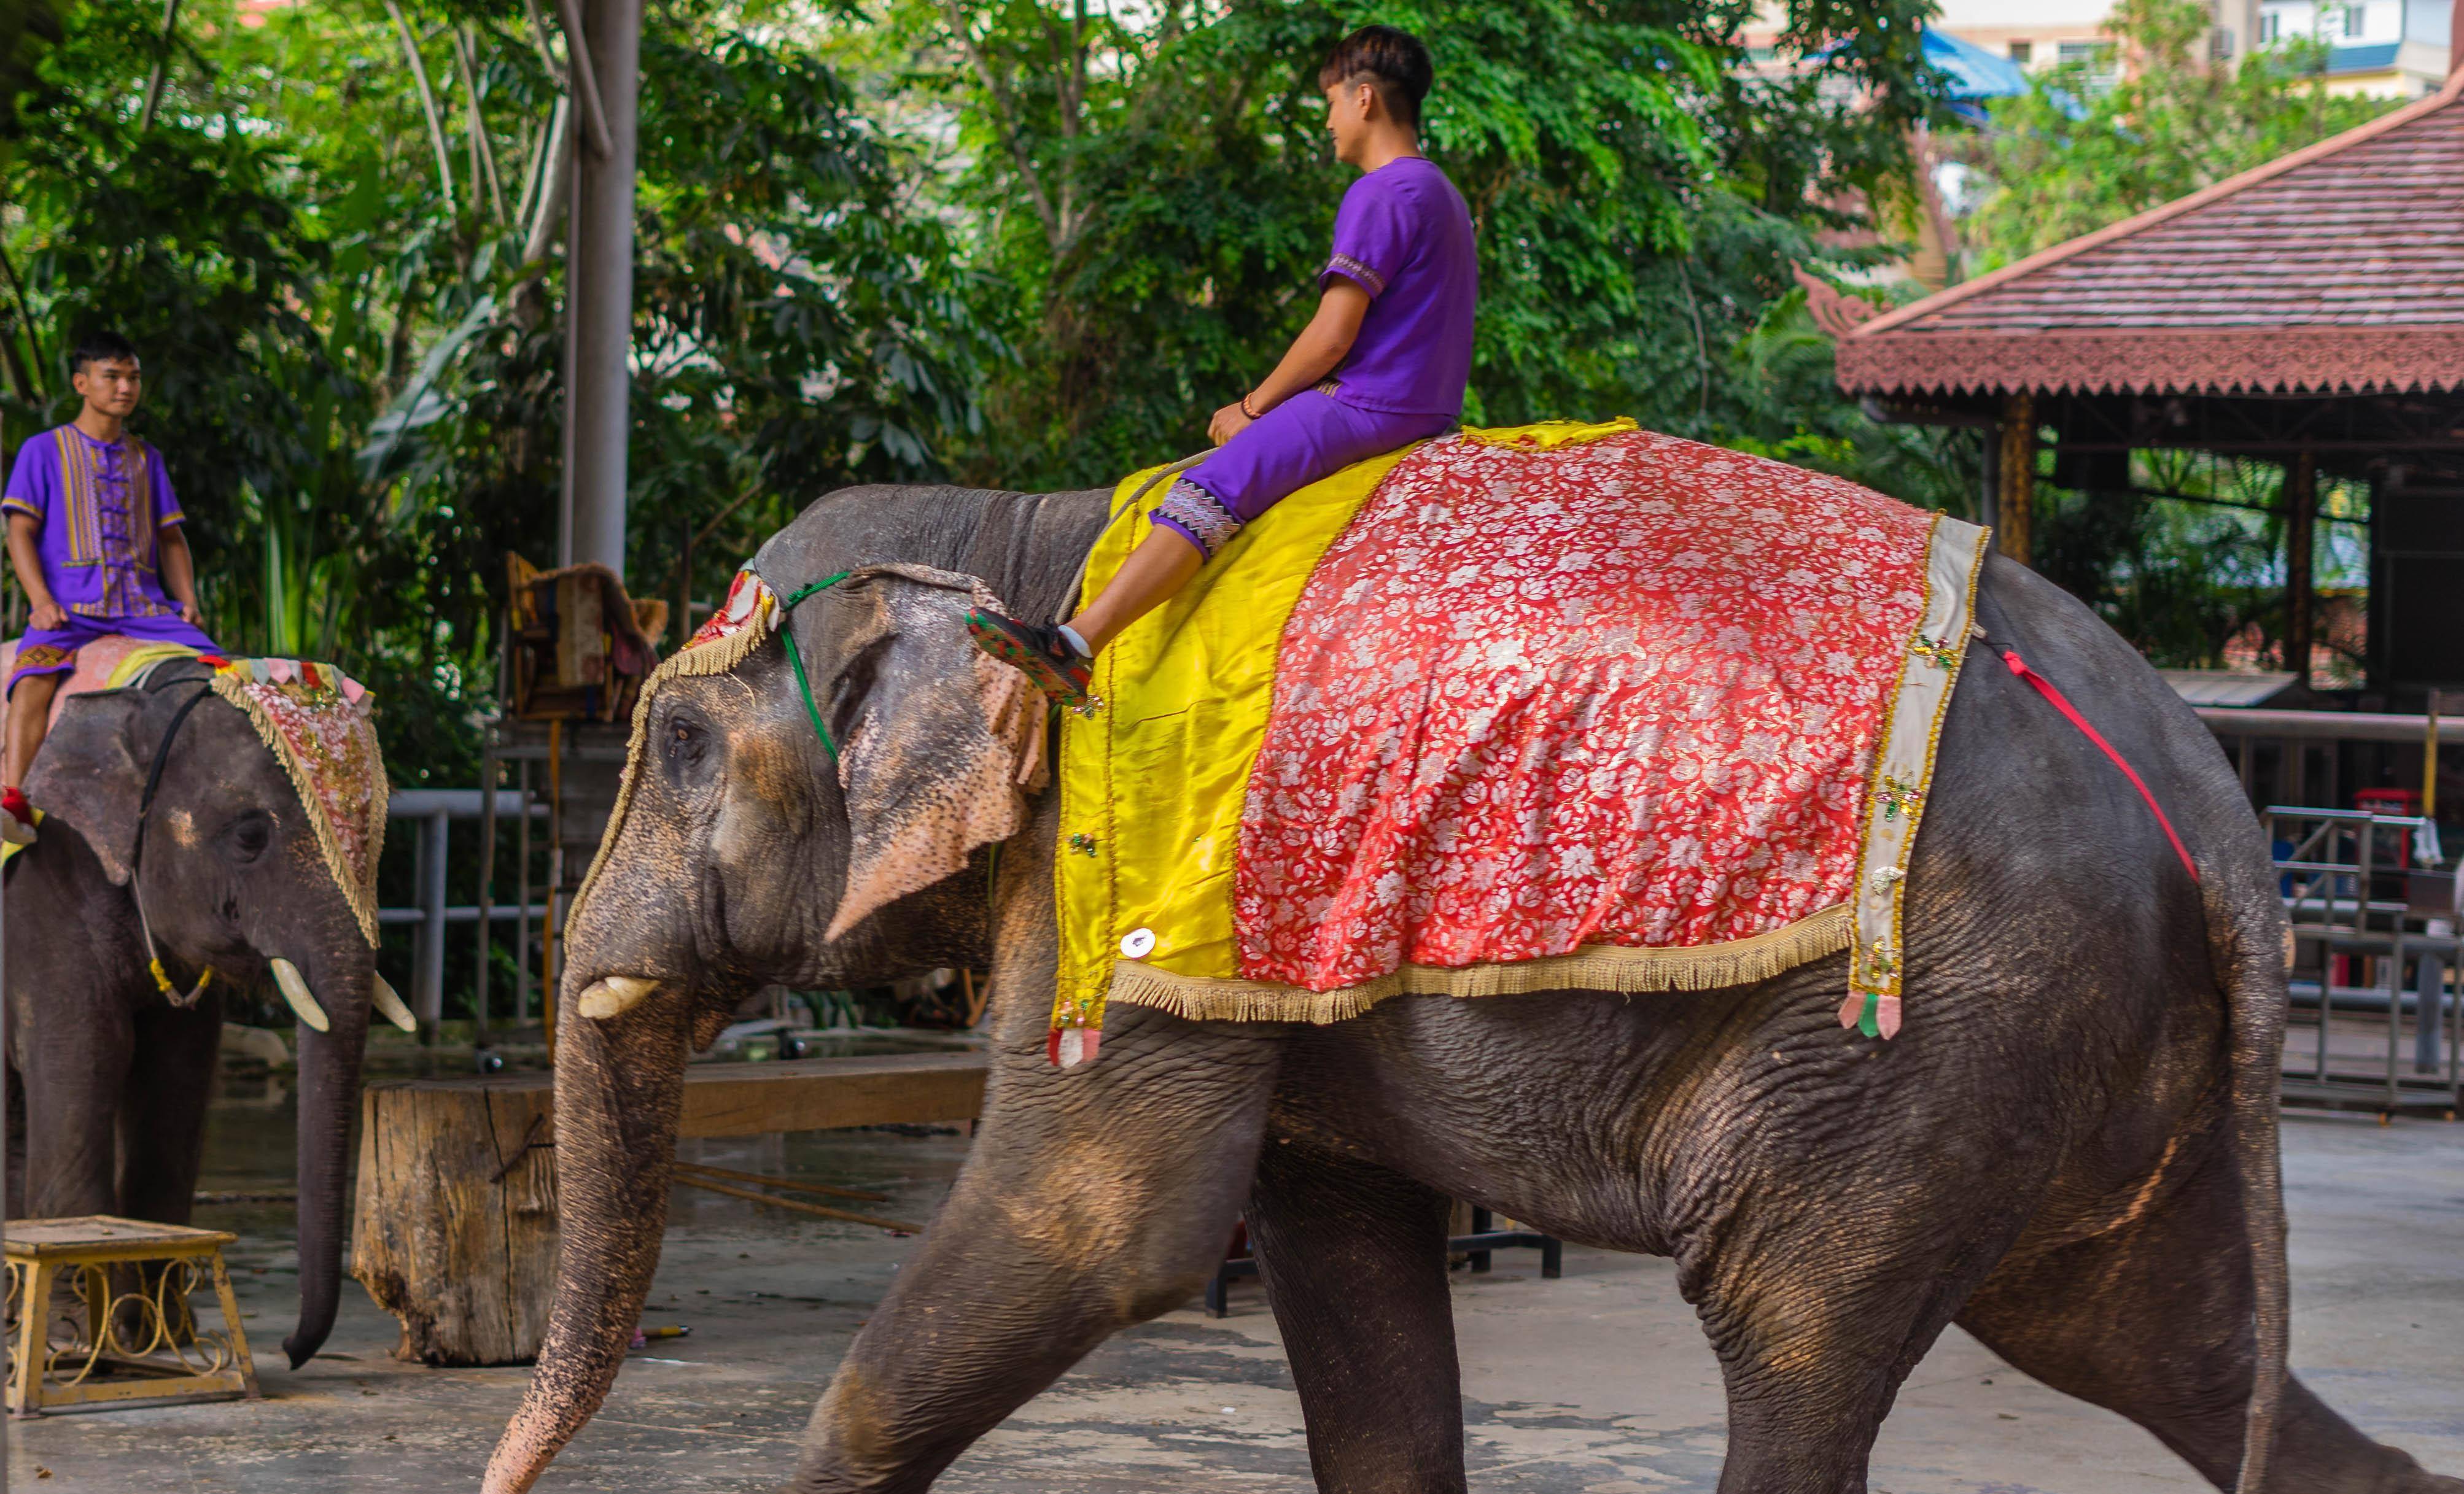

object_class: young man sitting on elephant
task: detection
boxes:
[968,23,1476,707]
[0,330,218,844]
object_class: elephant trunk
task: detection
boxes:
[483,980,692,1494]
[283,945,373,1369]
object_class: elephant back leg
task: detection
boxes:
[1957,1125,2459,1494]
[1655,993,2064,1494]
[1246,1137,1464,1494]
[115,988,223,1225]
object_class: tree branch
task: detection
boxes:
[940,0,1060,252]
[518,0,566,85]
[381,0,459,217]
[0,241,44,401]
[453,24,509,223]
[552,0,615,160]
[138,0,184,131]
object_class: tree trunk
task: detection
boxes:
[350,1076,559,1366]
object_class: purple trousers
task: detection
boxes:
[1154,390,1455,559]
[7,611,219,697]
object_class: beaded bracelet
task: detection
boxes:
[1238,391,1261,420]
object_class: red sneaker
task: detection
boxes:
[0,786,36,847]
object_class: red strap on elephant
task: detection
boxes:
[2001,649,2199,884]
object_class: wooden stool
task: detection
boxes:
[6,1216,260,1415]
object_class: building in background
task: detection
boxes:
[2255,0,2456,95]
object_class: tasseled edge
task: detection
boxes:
[1097,904,1855,1028]
[569,605,775,926]
[208,672,387,948]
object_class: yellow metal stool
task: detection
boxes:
[6,1216,261,1415]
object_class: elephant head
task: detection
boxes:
[486,536,1067,1492]
[26,660,397,1368]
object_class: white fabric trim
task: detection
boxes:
[1848,514,1990,1032]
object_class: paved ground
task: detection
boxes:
[10,1107,2463,1492]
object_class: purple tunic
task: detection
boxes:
[2,426,216,695]
[4,425,190,620]
[1156,157,1479,559]
[1318,156,1478,418]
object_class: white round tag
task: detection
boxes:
[1119,927,1157,959]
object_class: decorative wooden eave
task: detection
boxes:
[1836,68,2464,400]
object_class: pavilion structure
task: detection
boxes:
[1830,64,2464,709]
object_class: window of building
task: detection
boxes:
[2008,39,2032,63]
[2344,1,2366,36]
[2258,10,2281,41]
[2058,39,2119,74]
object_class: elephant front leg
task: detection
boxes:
[116,990,223,1225]
[1247,1137,1465,1494]
[795,1002,1283,1494]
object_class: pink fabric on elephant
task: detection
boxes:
[0,633,200,756]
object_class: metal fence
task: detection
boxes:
[381,789,551,1037]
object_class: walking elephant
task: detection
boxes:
[4,655,405,1369]
[486,482,2459,1494]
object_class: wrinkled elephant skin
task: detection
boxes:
[5,659,381,1369]
[489,486,2463,1494]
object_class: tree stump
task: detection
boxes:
[349,1075,559,1366]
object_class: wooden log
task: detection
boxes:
[349,1075,559,1366]
[348,1053,987,1365]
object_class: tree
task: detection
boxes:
[1964,0,2388,271]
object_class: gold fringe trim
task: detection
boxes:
[569,604,777,925]
[208,673,388,948]
[1108,903,1854,1025]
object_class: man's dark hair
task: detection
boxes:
[69,330,139,375]
[1318,25,1432,130]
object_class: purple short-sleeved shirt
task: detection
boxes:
[1318,156,1478,418]
[2,425,188,621]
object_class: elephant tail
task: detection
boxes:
[2206,850,2290,1494]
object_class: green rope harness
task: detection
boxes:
[773,570,853,763]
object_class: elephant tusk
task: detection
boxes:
[270,958,330,1034]
[371,973,418,1034]
[577,975,659,1020]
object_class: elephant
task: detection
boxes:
[4,656,406,1369]
[485,480,2460,1494]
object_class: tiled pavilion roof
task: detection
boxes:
[1836,70,2464,398]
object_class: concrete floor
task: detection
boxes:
[11,1107,2464,1492]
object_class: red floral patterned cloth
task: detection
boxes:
[1234,429,1937,992]
[202,656,387,946]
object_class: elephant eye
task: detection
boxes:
[225,812,273,863]
[663,712,710,774]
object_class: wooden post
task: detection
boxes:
[1997,392,2035,565]
[2287,449,2317,689]
[349,1079,561,1365]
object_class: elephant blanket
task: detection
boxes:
[1051,421,1989,1062]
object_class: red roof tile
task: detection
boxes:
[1838,71,2464,397]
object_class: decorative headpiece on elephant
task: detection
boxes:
[7,650,399,1369]
[489,460,2458,1494]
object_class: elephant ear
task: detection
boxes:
[812,564,1047,942]
[24,689,149,885]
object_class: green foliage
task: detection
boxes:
[897,0,1950,487]
[1963,0,2389,271]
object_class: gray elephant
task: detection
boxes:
[4,656,407,1369]
[486,482,2458,1494]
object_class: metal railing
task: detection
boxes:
[381,789,550,1037]
[2270,806,2463,1114]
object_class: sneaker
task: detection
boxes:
[0,786,36,847]
[965,609,1094,709]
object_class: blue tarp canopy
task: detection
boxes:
[1924,28,2031,101]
